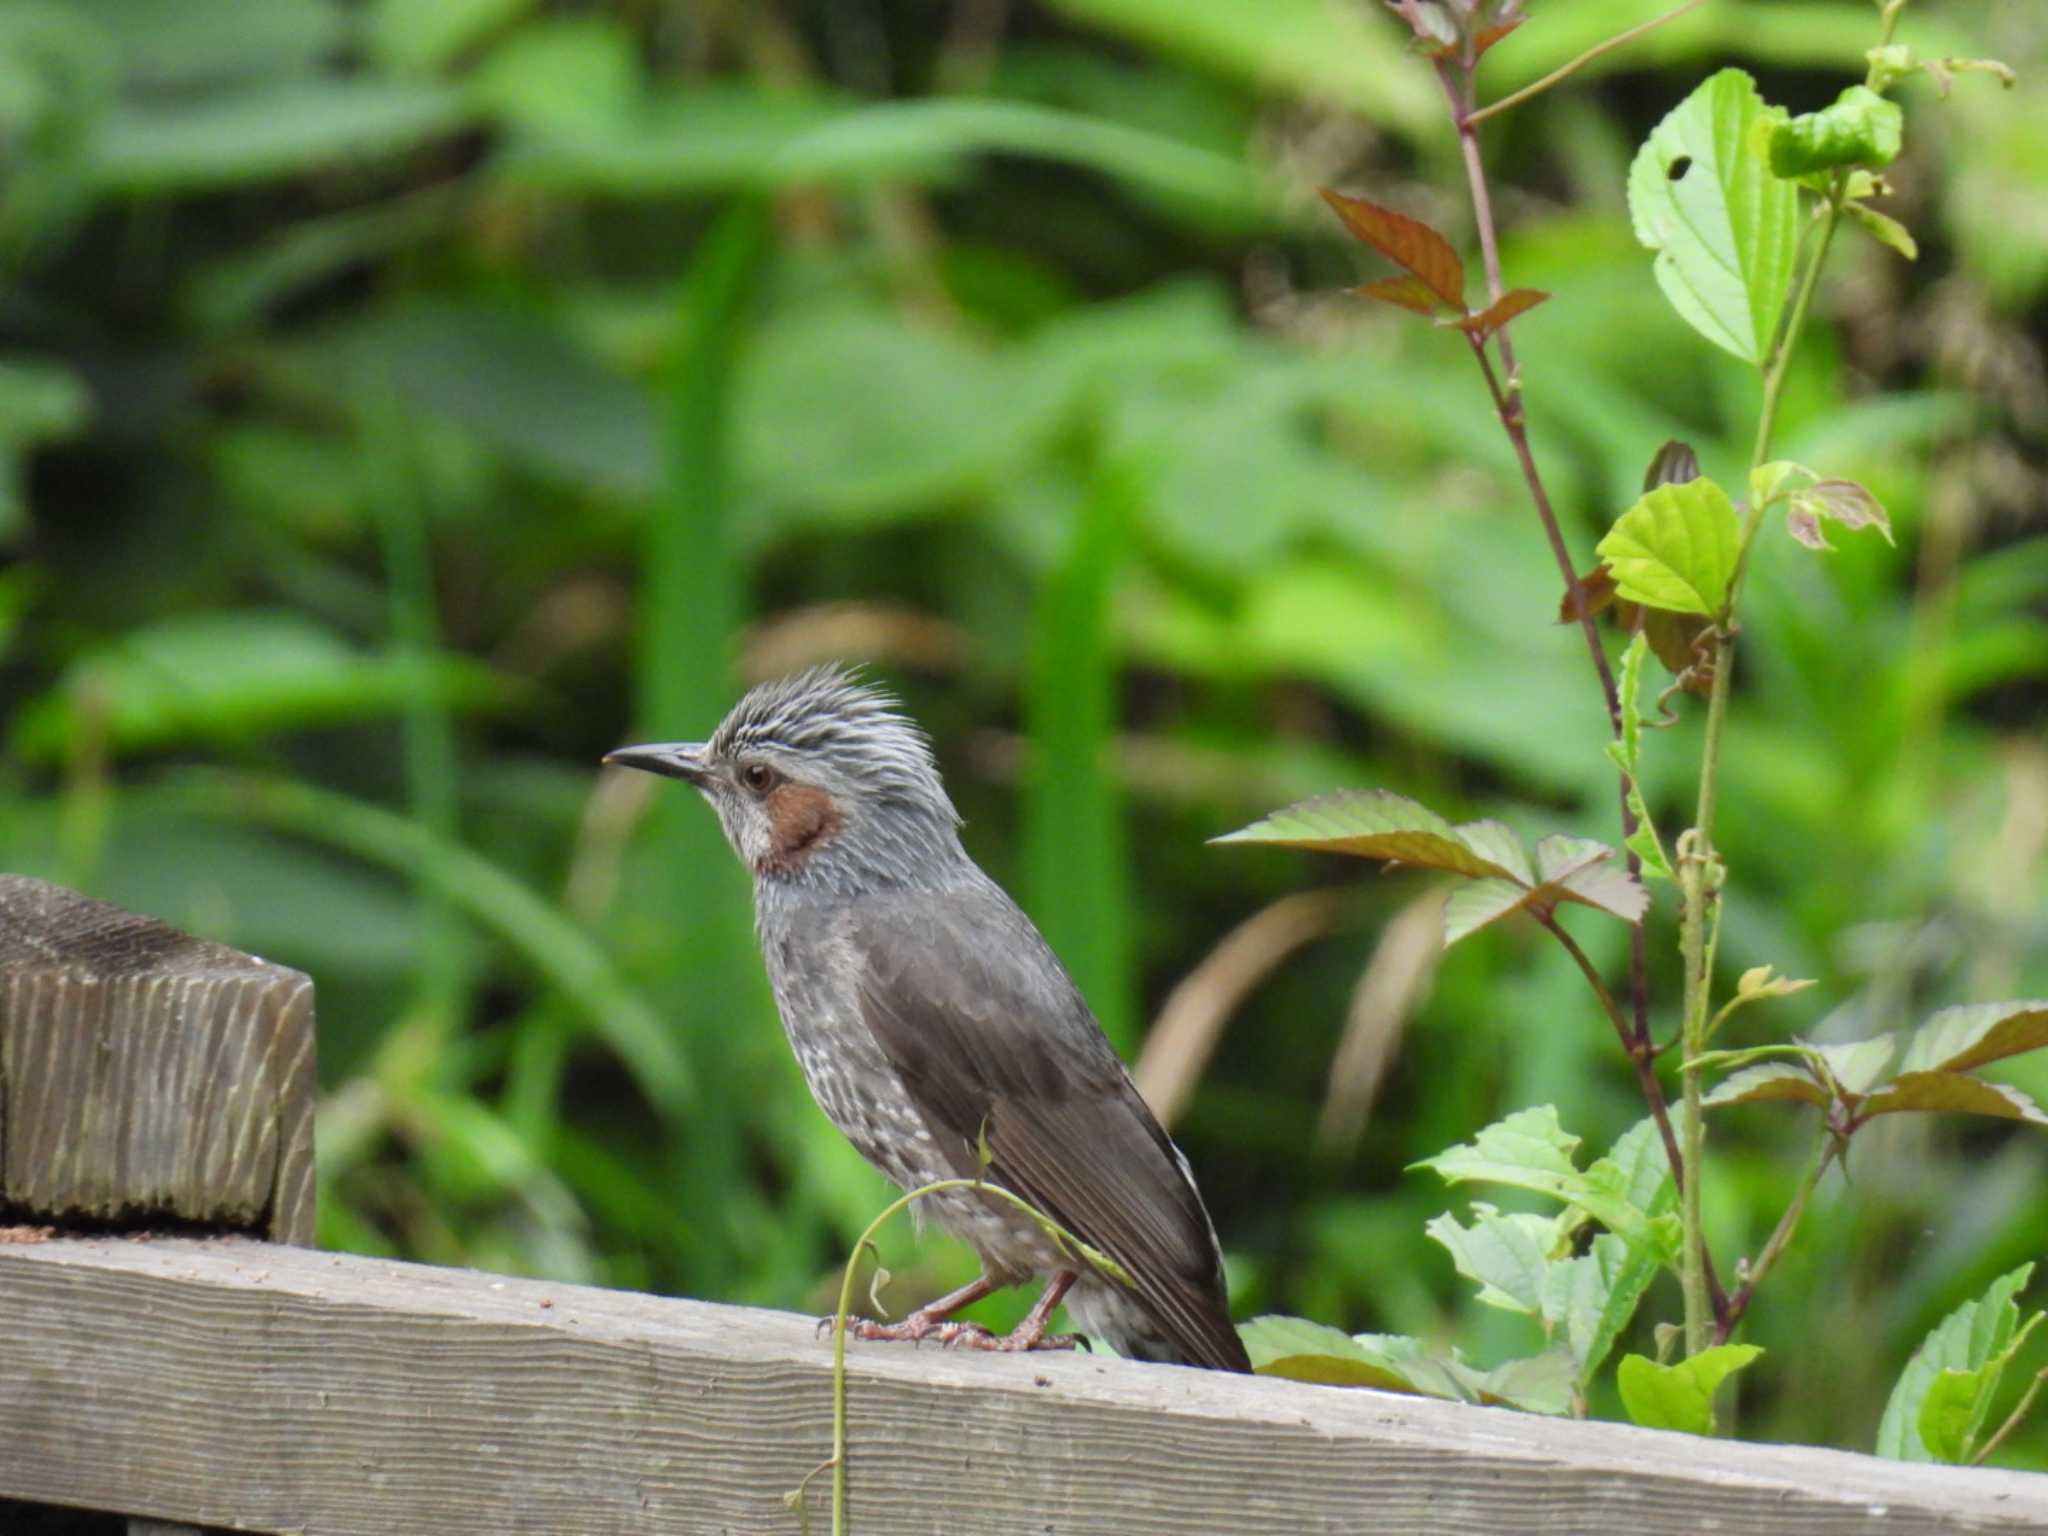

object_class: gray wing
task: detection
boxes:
[849,886,1247,1372]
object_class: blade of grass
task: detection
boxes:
[1023,458,1140,1050]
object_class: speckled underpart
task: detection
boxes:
[613,667,1248,1371]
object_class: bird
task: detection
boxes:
[605,666,1249,1372]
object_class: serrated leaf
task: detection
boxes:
[1451,287,1548,340]
[1618,1344,1765,1435]
[1443,878,1534,946]
[1920,1367,1999,1464]
[1211,789,1520,878]
[1813,1035,1899,1095]
[1700,1062,1829,1110]
[1467,1347,1577,1415]
[1537,835,1650,924]
[1859,1073,2048,1127]
[1413,1106,1648,1239]
[1354,275,1451,316]
[1899,1003,2048,1076]
[1456,819,1535,885]
[1787,479,1893,552]
[1426,1206,1557,1317]
[1878,1264,2036,1462]
[1627,69,1799,365]
[1847,200,1919,260]
[1597,478,1742,617]
[1320,188,1464,307]
[1768,85,1903,177]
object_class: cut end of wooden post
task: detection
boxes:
[0,876,317,1244]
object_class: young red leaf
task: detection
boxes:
[1320,188,1465,308]
[1355,275,1453,317]
[1558,563,1619,624]
[1859,1072,2048,1128]
[1451,287,1548,341]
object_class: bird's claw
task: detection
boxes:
[817,1311,1079,1353]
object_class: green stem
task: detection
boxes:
[1463,0,1711,128]
[815,1177,1133,1535]
[1678,176,1850,1360]
[1714,1133,1837,1343]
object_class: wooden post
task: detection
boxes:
[0,875,316,1535]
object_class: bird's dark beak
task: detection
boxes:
[603,741,711,786]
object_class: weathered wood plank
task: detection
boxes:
[2,1237,2043,1535]
[0,878,315,1243]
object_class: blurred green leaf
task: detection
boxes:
[736,304,1057,534]
[13,610,505,759]
[1701,1061,1829,1110]
[371,0,533,74]
[1627,68,1800,365]
[72,0,345,89]
[1618,1344,1764,1434]
[1879,1264,2037,1462]
[1044,0,1436,130]
[1242,1315,1573,1413]
[167,770,691,1112]
[0,355,90,537]
[94,78,466,192]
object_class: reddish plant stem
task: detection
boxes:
[1391,0,1728,1320]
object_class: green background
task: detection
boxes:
[2,0,2044,1459]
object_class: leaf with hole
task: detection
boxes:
[1320,188,1464,308]
[1596,478,1741,617]
[1627,69,1799,365]
[1618,1344,1764,1435]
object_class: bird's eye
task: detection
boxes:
[739,761,779,796]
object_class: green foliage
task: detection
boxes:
[1618,1344,1765,1435]
[1627,69,1800,365]
[1878,1265,2042,1464]
[1595,480,1741,617]
[0,0,2042,1475]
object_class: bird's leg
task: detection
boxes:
[846,1271,1002,1345]
[903,1269,1080,1354]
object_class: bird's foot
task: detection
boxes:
[820,1311,1079,1352]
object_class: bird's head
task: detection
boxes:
[604,666,963,890]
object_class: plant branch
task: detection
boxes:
[1538,912,1689,1209]
[1464,0,1711,128]
[1714,1133,1837,1343]
[1973,1368,2048,1468]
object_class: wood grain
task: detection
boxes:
[3,1237,2044,1535]
[0,877,315,1243]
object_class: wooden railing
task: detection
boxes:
[3,874,2043,1535]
